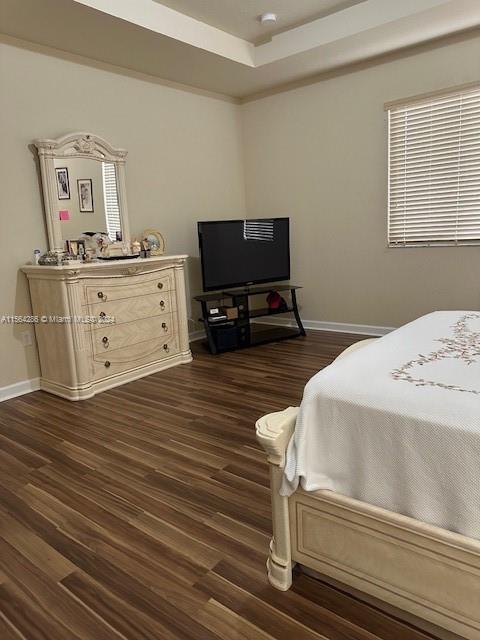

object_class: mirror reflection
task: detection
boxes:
[53,157,122,243]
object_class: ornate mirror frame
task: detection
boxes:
[34,132,130,253]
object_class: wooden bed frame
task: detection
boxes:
[256,341,480,640]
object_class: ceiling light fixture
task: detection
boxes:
[259,12,277,25]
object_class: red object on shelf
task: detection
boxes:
[266,291,287,311]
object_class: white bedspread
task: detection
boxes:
[282,311,480,539]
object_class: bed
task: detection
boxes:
[256,311,480,639]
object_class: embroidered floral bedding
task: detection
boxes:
[282,311,480,539]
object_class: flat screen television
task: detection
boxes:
[197,218,290,291]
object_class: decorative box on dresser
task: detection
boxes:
[22,255,192,400]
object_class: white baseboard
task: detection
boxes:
[0,377,40,402]
[0,332,210,402]
[252,317,394,336]
[1,321,392,402]
[191,318,394,341]
[189,329,206,342]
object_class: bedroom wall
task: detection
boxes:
[241,33,480,329]
[0,39,246,390]
[2,32,479,392]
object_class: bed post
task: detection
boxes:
[256,406,298,591]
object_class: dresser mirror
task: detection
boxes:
[35,132,131,254]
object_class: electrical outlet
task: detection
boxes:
[21,331,33,347]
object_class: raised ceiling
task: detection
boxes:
[154,0,366,43]
[1,0,479,99]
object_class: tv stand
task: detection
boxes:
[194,285,305,355]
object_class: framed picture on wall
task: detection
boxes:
[55,167,70,200]
[77,178,94,212]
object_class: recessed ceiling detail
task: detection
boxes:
[72,0,480,70]
[154,0,366,43]
[1,0,479,98]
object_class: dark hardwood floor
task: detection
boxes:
[0,331,447,639]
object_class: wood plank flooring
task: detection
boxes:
[0,331,449,640]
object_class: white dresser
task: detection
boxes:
[22,255,192,400]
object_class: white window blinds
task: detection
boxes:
[387,86,480,247]
[102,162,122,241]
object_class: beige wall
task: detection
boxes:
[2,33,480,389]
[0,40,246,388]
[242,35,480,328]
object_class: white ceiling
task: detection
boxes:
[154,0,366,43]
[1,0,479,99]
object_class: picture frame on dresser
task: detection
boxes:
[142,229,165,256]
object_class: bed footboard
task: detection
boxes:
[256,337,480,638]
[256,404,480,639]
[256,406,298,591]
[254,339,375,591]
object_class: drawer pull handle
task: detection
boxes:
[163,344,169,353]
[99,311,106,319]
[104,360,111,368]
[159,300,165,308]
[97,291,107,300]
[102,336,109,347]
[157,282,163,289]
[162,322,168,332]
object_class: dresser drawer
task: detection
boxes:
[92,333,179,380]
[92,313,175,355]
[90,292,175,326]
[84,269,174,306]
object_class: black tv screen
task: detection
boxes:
[198,218,290,291]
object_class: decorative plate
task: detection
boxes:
[142,229,165,256]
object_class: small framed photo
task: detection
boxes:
[142,229,165,256]
[77,240,86,259]
[77,178,94,212]
[65,240,78,256]
[55,167,70,200]
[65,239,86,259]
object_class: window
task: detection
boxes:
[387,86,480,247]
[102,162,122,241]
